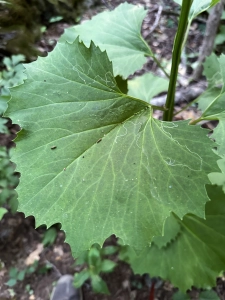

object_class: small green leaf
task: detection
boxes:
[117,239,137,263]
[74,270,90,288]
[60,3,151,78]
[27,261,38,274]
[0,98,8,115]
[101,246,118,256]
[42,227,57,246]
[174,0,220,22]
[0,207,7,220]
[208,158,225,191]
[17,270,26,281]
[88,247,101,268]
[75,251,89,266]
[11,55,25,67]
[38,262,52,274]
[0,117,8,134]
[5,278,17,287]
[199,290,220,300]
[215,25,225,46]
[128,73,169,103]
[100,259,117,273]
[173,291,190,300]
[91,275,110,294]
[9,267,18,279]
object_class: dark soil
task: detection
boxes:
[0,212,176,300]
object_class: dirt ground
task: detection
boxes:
[0,212,175,300]
[0,0,222,299]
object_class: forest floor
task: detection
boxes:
[0,0,223,299]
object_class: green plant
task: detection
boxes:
[74,244,117,294]
[42,226,58,247]
[6,261,38,287]
[4,0,225,293]
[0,55,25,96]
[25,284,34,296]
[0,54,25,133]
[38,261,53,274]
[0,0,86,58]
[173,290,220,300]
[215,8,225,47]
[215,25,225,46]
[0,147,18,214]
[5,260,52,288]
[0,55,25,213]
[0,54,24,215]
[0,53,23,221]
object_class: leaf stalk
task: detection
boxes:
[173,97,199,116]
[163,0,193,121]
[152,55,170,79]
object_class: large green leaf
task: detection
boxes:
[5,40,218,256]
[60,3,151,79]
[128,73,169,103]
[174,0,220,22]
[129,185,225,291]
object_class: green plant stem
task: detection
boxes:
[152,55,170,79]
[163,0,193,121]
[190,114,219,125]
[142,36,170,80]
[151,104,167,111]
[173,97,199,116]
[189,117,202,125]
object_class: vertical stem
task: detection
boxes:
[163,0,193,121]
[149,281,155,300]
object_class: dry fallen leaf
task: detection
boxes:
[53,245,64,257]
[25,243,43,265]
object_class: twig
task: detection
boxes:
[101,0,114,10]
[173,97,198,116]
[44,259,62,279]
[146,5,163,37]
[152,55,170,79]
